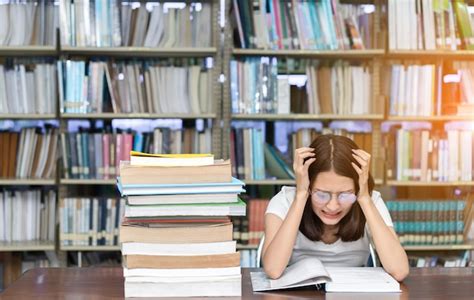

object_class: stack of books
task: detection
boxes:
[117,152,246,298]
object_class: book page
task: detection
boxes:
[250,257,330,292]
[325,267,401,293]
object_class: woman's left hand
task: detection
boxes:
[351,149,371,200]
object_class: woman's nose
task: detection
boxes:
[325,195,340,211]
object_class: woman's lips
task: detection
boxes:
[322,211,342,219]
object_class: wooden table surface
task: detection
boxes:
[1,267,474,299]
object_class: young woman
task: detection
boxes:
[262,134,409,281]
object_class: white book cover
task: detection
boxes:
[125,274,241,284]
[121,241,237,256]
[277,76,290,114]
[123,266,241,278]
[124,278,241,297]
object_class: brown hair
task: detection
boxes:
[299,134,374,242]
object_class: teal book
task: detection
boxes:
[117,177,246,196]
[124,197,247,218]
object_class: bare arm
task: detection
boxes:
[262,147,315,279]
[352,149,409,281]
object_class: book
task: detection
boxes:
[124,275,241,298]
[119,160,232,185]
[117,177,245,196]
[125,193,239,206]
[123,252,241,269]
[124,198,247,218]
[129,151,214,167]
[119,221,233,244]
[123,266,241,278]
[121,241,237,256]
[251,258,400,293]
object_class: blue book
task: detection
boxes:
[117,177,246,196]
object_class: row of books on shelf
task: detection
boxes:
[232,199,269,246]
[232,0,372,50]
[231,58,373,115]
[388,0,474,50]
[385,126,474,182]
[386,61,474,117]
[0,1,57,47]
[60,198,125,247]
[408,252,472,268]
[61,127,212,179]
[0,190,56,243]
[386,200,468,245]
[230,126,372,181]
[60,1,212,48]
[0,60,57,115]
[58,59,212,114]
[0,127,58,179]
[239,249,259,268]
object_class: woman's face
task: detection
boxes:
[310,170,356,226]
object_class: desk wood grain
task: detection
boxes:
[1,267,473,299]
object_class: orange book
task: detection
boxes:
[119,222,233,244]
[124,252,241,269]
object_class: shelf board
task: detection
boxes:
[232,114,384,121]
[244,179,295,185]
[403,243,474,251]
[0,46,57,56]
[60,179,116,185]
[61,46,217,57]
[0,179,56,186]
[233,48,384,58]
[0,241,55,252]
[388,115,474,121]
[387,180,474,187]
[60,245,120,251]
[237,244,259,250]
[0,114,57,120]
[387,50,474,58]
[61,113,216,120]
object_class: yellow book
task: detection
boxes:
[129,151,214,166]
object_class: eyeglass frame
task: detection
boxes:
[309,188,357,205]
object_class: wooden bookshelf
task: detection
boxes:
[388,115,474,122]
[0,179,56,186]
[60,179,116,185]
[0,46,57,56]
[387,181,474,187]
[60,46,217,57]
[60,113,216,120]
[60,246,120,252]
[232,49,385,58]
[0,114,57,120]
[244,179,295,185]
[387,50,474,58]
[0,241,55,252]
[404,243,474,251]
[232,114,384,121]
[237,244,259,250]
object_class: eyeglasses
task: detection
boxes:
[310,190,357,205]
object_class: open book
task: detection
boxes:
[251,258,401,293]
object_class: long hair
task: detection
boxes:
[299,134,374,242]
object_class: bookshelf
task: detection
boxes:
[0,114,57,120]
[1,0,473,272]
[0,179,56,186]
[60,46,217,57]
[0,241,55,252]
[60,113,216,120]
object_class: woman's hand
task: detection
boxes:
[351,149,371,200]
[293,147,316,197]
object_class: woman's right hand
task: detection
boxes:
[293,147,316,198]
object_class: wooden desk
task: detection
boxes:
[1,267,473,299]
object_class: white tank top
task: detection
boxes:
[265,186,393,267]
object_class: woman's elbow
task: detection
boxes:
[263,264,284,280]
[391,265,409,282]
